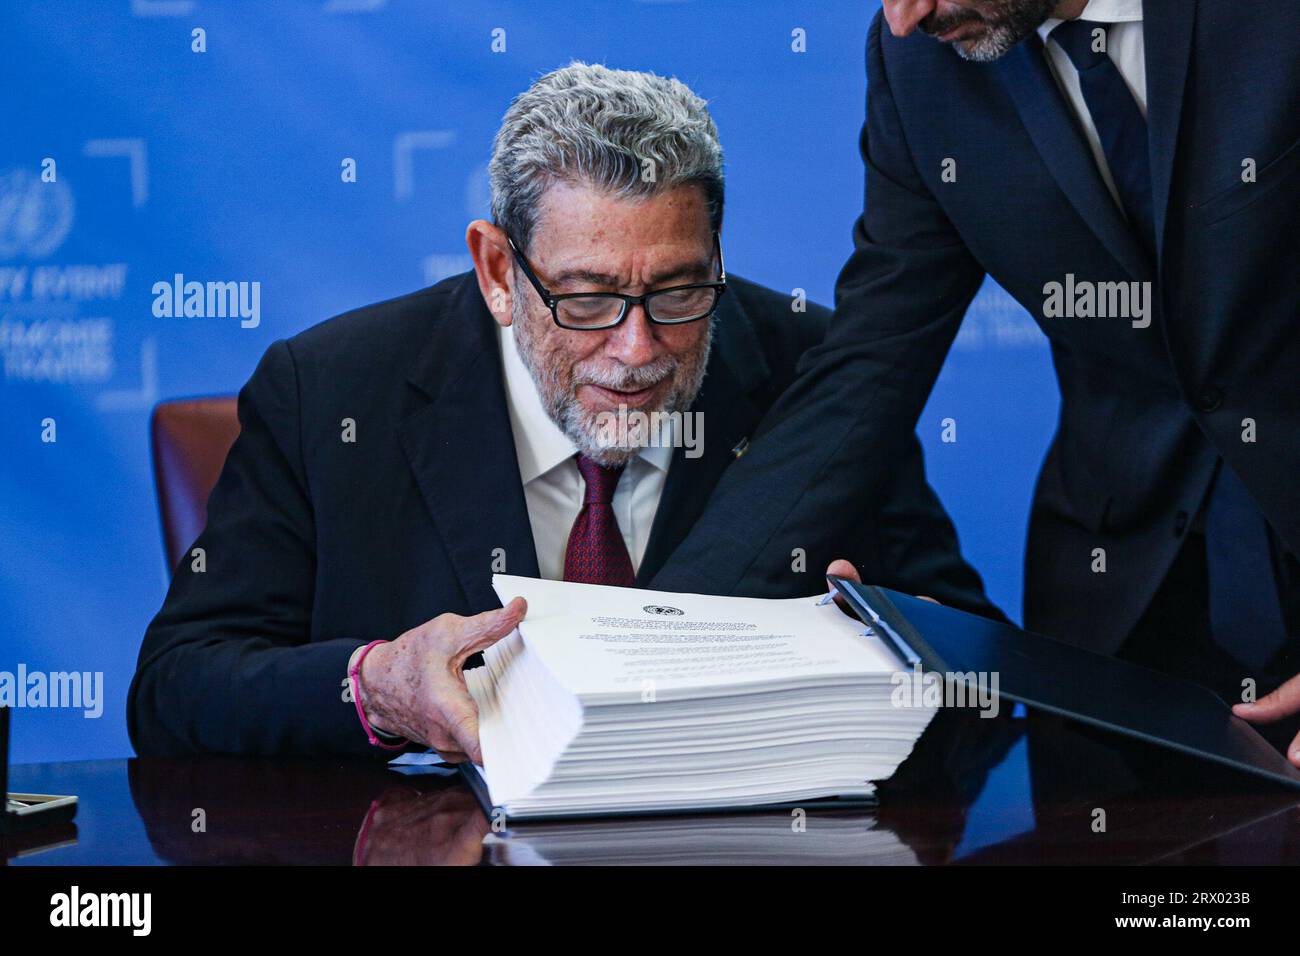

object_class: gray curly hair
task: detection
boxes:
[489,61,725,252]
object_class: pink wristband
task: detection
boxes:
[350,640,408,750]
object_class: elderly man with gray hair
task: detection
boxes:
[129,63,994,760]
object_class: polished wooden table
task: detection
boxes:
[6,711,1300,865]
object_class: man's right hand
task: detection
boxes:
[354,597,526,764]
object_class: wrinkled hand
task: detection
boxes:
[1233,673,1300,768]
[356,597,526,764]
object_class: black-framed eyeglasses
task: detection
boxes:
[506,232,726,331]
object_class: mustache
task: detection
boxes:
[574,357,678,392]
[920,7,984,36]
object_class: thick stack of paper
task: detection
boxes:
[465,575,936,820]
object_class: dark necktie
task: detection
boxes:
[1204,462,1290,675]
[563,454,636,587]
[1050,19,1156,257]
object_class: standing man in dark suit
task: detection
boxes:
[649,0,1300,763]
[129,62,993,760]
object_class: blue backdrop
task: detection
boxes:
[2,0,1058,763]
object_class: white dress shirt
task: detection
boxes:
[1037,0,1147,212]
[345,326,676,743]
[497,322,674,581]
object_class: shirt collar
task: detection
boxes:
[496,323,674,484]
[1038,0,1144,43]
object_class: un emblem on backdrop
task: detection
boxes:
[0,168,75,260]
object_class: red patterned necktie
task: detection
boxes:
[563,454,636,587]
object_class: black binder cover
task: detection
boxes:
[829,578,1300,791]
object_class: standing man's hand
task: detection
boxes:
[825,559,939,609]
[827,559,864,586]
[354,597,526,764]
[1233,674,1300,768]
[826,559,864,614]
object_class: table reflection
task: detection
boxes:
[112,708,1300,866]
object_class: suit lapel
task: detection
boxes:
[398,276,768,596]
[636,307,766,585]
[398,279,539,611]
[995,34,1154,282]
[1142,0,1197,264]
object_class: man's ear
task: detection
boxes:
[466,220,514,327]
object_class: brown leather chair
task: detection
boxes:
[150,397,240,571]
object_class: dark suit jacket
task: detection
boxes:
[650,1,1300,655]
[129,271,994,757]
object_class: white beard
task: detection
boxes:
[510,293,712,466]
